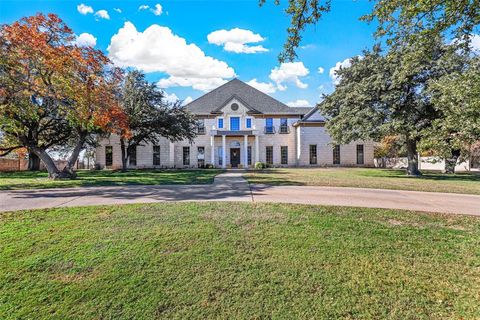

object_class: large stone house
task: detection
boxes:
[95,79,374,169]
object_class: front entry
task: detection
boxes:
[230,148,240,167]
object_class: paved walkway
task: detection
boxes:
[1,171,479,215]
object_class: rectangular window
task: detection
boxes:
[247,146,252,165]
[153,146,160,166]
[333,145,341,165]
[279,118,289,134]
[197,119,205,134]
[218,118,224,129]
[230,117,240,131]
[266,146,273,165]
[356,144,364,165]
[128,147,137,166]
[309,145,317,165]
[105,146,113,166]
[246,118,252,129]
[197,146,205,168]
[183,146,190,166]
[281,146,288,165]
[217,146,223,166]
[265,118,274,134]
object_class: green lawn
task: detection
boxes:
[246,167,480,195]
[1,202,479,319]
[0,169,223,190]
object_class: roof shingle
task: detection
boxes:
[184,78,313,116]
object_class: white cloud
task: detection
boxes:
[246,79,277,94]
[95,9,110,19]
[152,4,163,16]
[163,92,193,105]
[329,58,353,85]
[163,92,179,104]
[77,3,93,15]
[207,28,268,54]
[470,34,480,52]
[114,8,122,13]
[329,56,364,85]
[139,4,149,10]
[317,67,324,74]
[183,96,193,105]
[75,33,97,47]
[269,62,309,90]
[158,77,228,92]
[108,22,235,92]
[300,44,316,50]
[287,99,311,108]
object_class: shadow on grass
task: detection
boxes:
[0,169,224,190]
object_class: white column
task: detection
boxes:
[169,141,175,168]
[210,136,215,166]
[222,135,226,168]
[296,126,301,166]
[243,135,248,167]
[255,135,259,164]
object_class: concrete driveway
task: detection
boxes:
[1,172,479,215]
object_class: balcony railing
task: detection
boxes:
[279,125,290,134]
[264,126,275,134]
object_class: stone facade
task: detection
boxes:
[95,80,374,169]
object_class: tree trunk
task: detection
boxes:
[27,151,40,171]
[444,149,461,174]
[62,132,87,178]
[29,146,70,179]
[120,138,128,171]
[406,138,421,176]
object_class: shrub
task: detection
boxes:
[205,163,215,169]
[254,162,267,169]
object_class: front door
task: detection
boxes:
[230,148,240,167]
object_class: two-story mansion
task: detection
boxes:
[95,79,374,169]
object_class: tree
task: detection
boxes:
[0,14,74,178]
[418,55,480,173]
[259,0,331,62]
[319,37,462,175]
[0,14,128,178]
[261,0,479,61]
[117,71,197,171]
[59,48,127,177]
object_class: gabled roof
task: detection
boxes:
[211,94,260,114]
[185,78,313,116]
[301,106,326,121]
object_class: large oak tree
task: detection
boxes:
[117,71,197,171]
[0,14,127,178]
[319,37,464,175]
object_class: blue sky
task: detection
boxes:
[1,0,378,107]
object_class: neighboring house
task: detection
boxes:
[95,79,374,169]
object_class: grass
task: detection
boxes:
[0,169,223,190]
[1,202,479,319]
[245,167,480,195]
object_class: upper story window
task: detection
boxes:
[246,118,252,129]
[264,118,274,134]
[230,117,240,131]
[218,118,224,129]
[197,119,205,134]
[279,118,289,134]
[231,103,239,111]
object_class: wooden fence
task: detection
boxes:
[0,158,69,172]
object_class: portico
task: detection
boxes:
[210,130,260,168]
